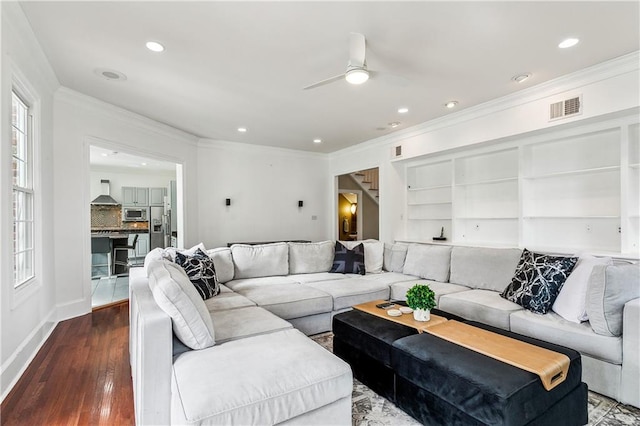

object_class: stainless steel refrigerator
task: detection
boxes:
[150,205,170,250]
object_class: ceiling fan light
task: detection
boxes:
[345,68,369,85]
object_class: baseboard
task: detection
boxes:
[0,309,57,402]
[56,297,91,322]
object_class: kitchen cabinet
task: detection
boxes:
[149,187,167,206]
[122,187,149,206]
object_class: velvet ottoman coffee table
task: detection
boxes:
[333,310,588,426]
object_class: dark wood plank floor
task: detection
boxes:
[1,302,135,425]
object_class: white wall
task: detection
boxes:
[329,52,640,246]
[89,167,175,203]
[0,3,59,400]
[53,88,200,320]
[196,140,331,248]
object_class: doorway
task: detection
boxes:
[336,168,380,240]
[88,144,180,308]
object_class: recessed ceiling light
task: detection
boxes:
[313,139,322,144]
[397,107,409,114]
[558,38,579,49]
[237,127,247,133]
[388,122,401,128]
[94,68,127,81]
[512,73,532,83]
[376,127,387,131]
[141,162,147,166]
[101,153,108,157]
[445,101,458,109]
[146,41,165,52]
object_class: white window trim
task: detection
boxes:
[10,71,42,308]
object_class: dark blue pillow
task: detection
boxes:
[330,242,365,275]
[175,248,220,300]
[501,249,577,314]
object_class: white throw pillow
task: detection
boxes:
[147,259,216,350]
[340,239,384,273]
[205,247,235,283]
[162,242,207,262]
[552,254,613,323]
[383,243,408,273]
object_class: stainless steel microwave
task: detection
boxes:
[123,207,148,222]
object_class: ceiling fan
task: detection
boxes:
[303,33,372,90]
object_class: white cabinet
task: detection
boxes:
[122,187,149,206]
[627,123,640,254]
[149,187,167,206]
[406,160,452,241]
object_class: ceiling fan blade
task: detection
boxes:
[349,32,366,68]
[303,74,344,90]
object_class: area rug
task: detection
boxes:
[311,332,640,426]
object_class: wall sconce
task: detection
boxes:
[298,200,304,208]
[225,198,231,206]
[350,203,357,214]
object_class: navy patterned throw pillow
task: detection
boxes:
[501,249,578,314]
[175,248,220,300]
[330,241,366,275]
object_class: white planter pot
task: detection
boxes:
[413,308,431,322]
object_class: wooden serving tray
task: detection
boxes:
[353,300,447,332]
[425,320,570,391]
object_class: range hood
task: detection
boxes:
[91,179,120,205]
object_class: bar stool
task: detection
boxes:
[113,234,138,275]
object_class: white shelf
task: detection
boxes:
[407,217,452,221]
[456,216,518,220]
[523,215,619,219]
[408,201,452,206]
[630,163,640,169]
[408,184,451,191]
[524,165,620,180]
[455,176,518,186]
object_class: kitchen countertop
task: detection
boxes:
[90,233,131,239]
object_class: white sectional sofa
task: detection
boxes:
[129,239,640,425]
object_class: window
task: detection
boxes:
[12,90,34,287]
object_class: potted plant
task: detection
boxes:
[406,284,436,322]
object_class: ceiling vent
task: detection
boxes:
[549,95,582,121]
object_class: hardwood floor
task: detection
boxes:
[1,302,134,425]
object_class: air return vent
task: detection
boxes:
[392,145,403,159]
[549,95,582,121]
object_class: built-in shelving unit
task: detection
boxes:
[402,116,640,258]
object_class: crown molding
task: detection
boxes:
[198,138,329,161]
[330,50,640,160]
[55,87,200,146]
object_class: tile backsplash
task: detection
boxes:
[91,205,121,229]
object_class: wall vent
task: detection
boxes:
[393,145,403,158]
[549,95,582,121]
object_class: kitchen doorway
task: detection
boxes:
[89,144,181,308]
[336,168,379,240]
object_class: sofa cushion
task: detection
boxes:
[383,243,408,273]
[224,276,299,292]
[450,246,522,292]
[341,239,384,273]
[144,243,207,275]
[390,280,470,303]
[359,271,418,287]
[288,240,334,274]
[501,249,578,314]
[210,306,292,344]
[175,248,220,300]
[305,277,390,311]
[171,328,352,425]
[231,242,289,279]
[204,290,256,312]
[234,283,333,319]
[439,289,523,330]
[288,272,350,284]
[330,242,365,274]
[403,244,452,282]
[205,247,235,283]
[552,254,613,323]
[509,309,622,364]
[147,259,216,350]
[586,263,640,337]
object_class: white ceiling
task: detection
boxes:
[20,1,640,154]
[90,145,177,172]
